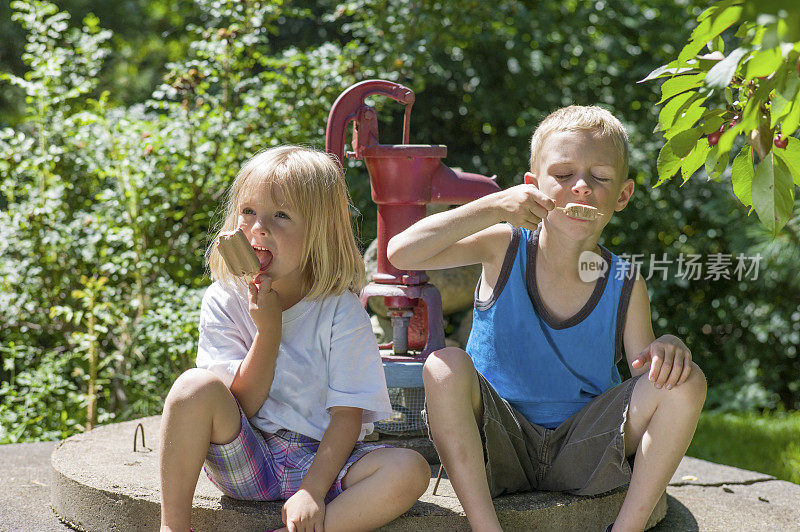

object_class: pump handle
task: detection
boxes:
[325,80,415,168]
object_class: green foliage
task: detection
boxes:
[689,410,800,484]
[1,0,799,444]
[647,0,800,235]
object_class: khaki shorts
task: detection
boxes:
[423,371,644,497]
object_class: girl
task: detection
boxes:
[159,146,431,532]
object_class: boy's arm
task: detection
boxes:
[282,406,363,528]
[387,184,555,271]
[623,274,693,388]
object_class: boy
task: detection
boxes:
[387,106,706,532]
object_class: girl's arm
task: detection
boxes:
[230,276,283,418]
[282,406,363,528]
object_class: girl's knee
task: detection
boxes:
[166,368,225,407]
[423,347,474,387]
[390,448,430,497]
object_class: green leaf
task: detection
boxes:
[731,145,754,207]
[744,47,782,79]
[656,145,682,186]
[780,99,800,138]
[667,101,706,138]
[773,137,800,187]
[638,62,696,83]
[659,73,706,103]
[679,5,743,64]
[717,121,745,154]
[681,140,712,182]
[708,35,725,54]
[781,76,800,102]
[706,146,731,181]
[770,93,794,128]
[657,128,704,184]
[705,47,750,89]
[670,128,704,158]
[658,91,698,131]
[700,113,727,135]
[751,153,795,235]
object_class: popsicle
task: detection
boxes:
[217,228,261,277]
[555,203,604,221]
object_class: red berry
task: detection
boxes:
[774,136,788,149]
[708,131,722,146]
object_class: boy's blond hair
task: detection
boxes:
[207,146,365,300]
[530,105,629,179]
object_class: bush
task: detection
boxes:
[1,0,798,443]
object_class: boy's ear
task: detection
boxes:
[524,172,537,186]
[615,179,635,211]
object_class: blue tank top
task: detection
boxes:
[466,225,637,428]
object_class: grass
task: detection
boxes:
[687,410,800,485]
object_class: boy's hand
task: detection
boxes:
[282,488,325,532]
[495,182,555,230]
[631,334,692,390]
[248,274,281,332]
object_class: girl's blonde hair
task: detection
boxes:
[207,146,365,300]
[529,105,629,179]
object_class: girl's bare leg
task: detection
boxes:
[159,368,242,532]
[270,447,430,532]
[613,364,707,531]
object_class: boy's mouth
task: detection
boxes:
[252,245,273,271]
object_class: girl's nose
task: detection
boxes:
[252,218,269,235]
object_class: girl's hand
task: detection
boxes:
[494,182,555,231]
[248,274,281,332]
[631,334,692,390]
[282,489,325,532]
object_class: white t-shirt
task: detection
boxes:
[196,281,393,441]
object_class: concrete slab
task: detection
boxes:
[656,481,800,531]
[4,419,799,531]
[49,416,666,531]
[1,440,72,531]
[670,456,775,486]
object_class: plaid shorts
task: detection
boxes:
[203,404,390,503]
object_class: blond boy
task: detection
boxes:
[388,106,706,531]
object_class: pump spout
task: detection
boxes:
[429,163,500,205]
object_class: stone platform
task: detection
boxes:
[49,416,668,531]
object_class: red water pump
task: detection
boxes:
[326,80,500,358]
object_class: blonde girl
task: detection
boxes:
[159,146,430,532]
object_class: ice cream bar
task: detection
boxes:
[555,203,604,221]
[217,229,261,277]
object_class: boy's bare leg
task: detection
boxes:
[269,447,431,532]
[614,364,707,531]
[159,369,242,532]
[422,347,502,532]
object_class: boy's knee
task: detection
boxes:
[667,362,706,407]
[685,362,707,401]
[422,347,474,387]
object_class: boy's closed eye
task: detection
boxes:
[553,173,612,183]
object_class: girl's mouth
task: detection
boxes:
[252,246,273,271]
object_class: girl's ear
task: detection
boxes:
[524,172,537,186]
